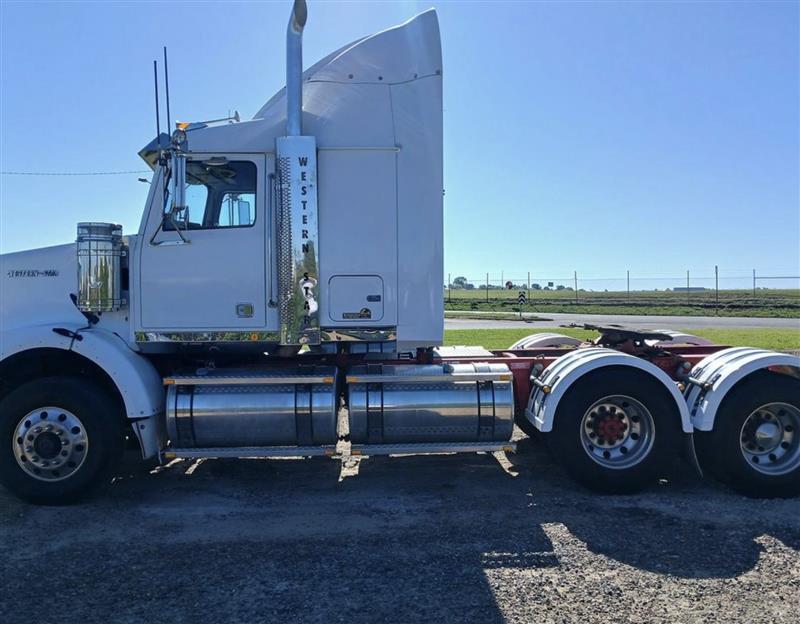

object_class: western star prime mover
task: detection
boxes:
[1,1,798,504]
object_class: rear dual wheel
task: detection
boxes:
[548,368,681,494]
[696,373,800,499]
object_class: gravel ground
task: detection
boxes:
[1,435,798,624]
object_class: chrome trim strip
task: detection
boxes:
[135,326,397,344]
[320,327,397,342]
[135,331,281,343]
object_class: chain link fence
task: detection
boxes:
[444,269,800,315]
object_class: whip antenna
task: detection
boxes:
[163,47,171,132]
[153,60,161,140]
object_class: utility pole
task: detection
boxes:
[627,270,630,301]
[715,265,719,315]
[486,272,489,303]
[753,269,756,298]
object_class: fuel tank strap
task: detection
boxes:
[366,364,384,444]
[477,381,496,441]
[295,384,313,446]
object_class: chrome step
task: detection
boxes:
[164,446,337,459]
[350,441,516,456]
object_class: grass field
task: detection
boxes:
[444,327,800,351]
[444,288,800,318]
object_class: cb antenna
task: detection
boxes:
[153,60,161,141]
[163,47,171,134]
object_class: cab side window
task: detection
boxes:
[164,160,256,229]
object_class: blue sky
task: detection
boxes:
[1,0,798,288]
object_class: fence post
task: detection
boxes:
[687,270,690,307]
[527,271,530,303]
[753,269,756,298]
[627,270,630,300]
[486,272,489,303]
[447,272,451,303]
[574,270,578,304]
[715,265,719,315]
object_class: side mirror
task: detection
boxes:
[170,152,187,212]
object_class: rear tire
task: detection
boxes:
[695,372,800,499]
[0,377,124,505]
[548,367,682,494]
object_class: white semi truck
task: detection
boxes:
[1,1,798,504]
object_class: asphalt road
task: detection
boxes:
[446,311,800,330]
[1,436,798,623]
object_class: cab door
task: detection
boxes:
[139,153,272,331]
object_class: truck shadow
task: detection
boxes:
[112,437,796,586]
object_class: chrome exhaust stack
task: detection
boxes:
[286,0,307,136]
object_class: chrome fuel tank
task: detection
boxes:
[347,363,514,444]
[165,367,338,447]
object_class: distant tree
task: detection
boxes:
[531,283,542,290]
[452,276,468,289]
[464,283,475,290]
[556,284,566,291]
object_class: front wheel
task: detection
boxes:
[547,367,682,494]
[0,377,124,505]
[696,372,800,498]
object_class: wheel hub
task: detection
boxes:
[594,413,626,442]
[754,422,781,450]
[33,432,63,459]
[13,407,89,482]
[580,396,655,469]
[740,402,800,476]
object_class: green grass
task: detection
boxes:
[443,327,800,352]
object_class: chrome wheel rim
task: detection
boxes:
[13,407,89,482]
[739,402,800,476]
[580,395,655,469]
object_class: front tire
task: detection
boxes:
[548,367,682,494]
[696,372,800,498]
[0,377,124,505]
